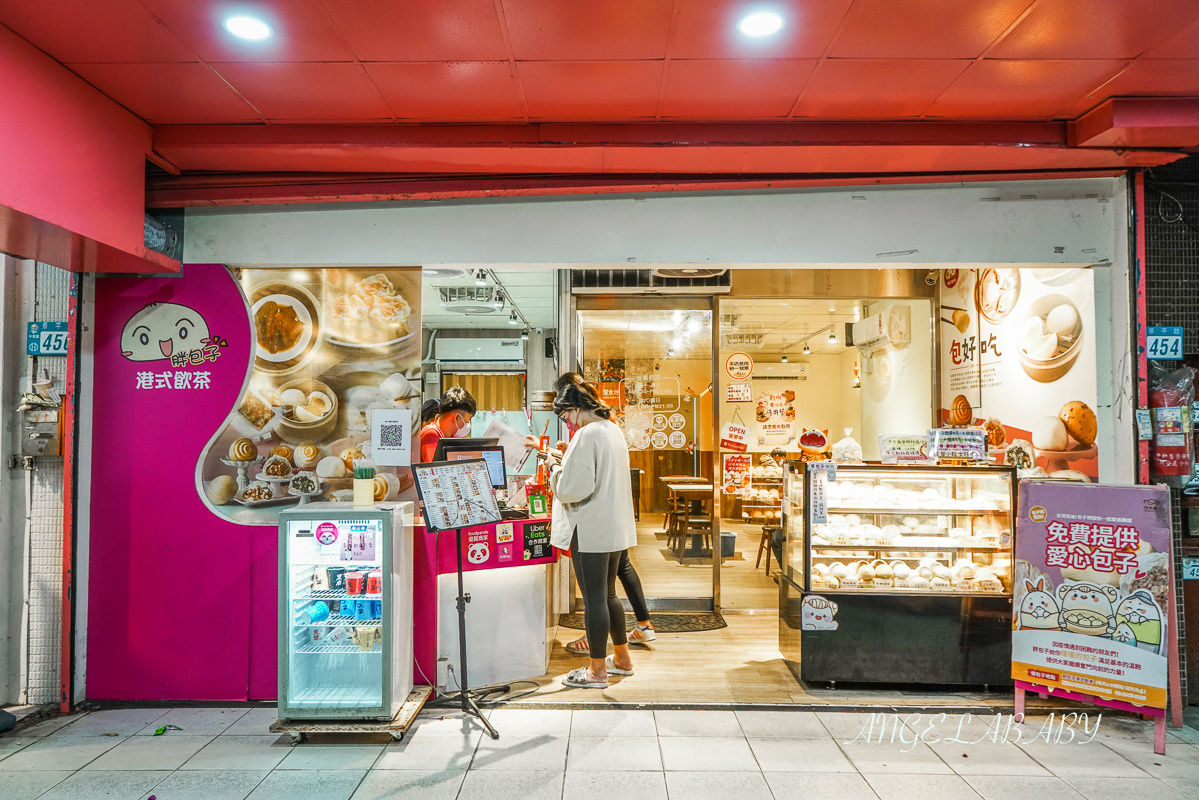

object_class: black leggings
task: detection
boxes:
[571,531,628,660]
[616,551,651,623]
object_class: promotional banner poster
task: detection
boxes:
[1012,481,1172,709]
[198,268,422,524]
[939,269,1099,478]
[722,453,751,494]
[755,387,796,445]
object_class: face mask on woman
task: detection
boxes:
[454,413,472,438]
[562,410,580,436]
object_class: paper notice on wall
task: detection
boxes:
[726,382,752,403]
[810,468,830,524]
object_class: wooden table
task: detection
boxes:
[658,475,708,527]
[666,483,715,558]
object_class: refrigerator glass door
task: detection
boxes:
[286,517,385,711]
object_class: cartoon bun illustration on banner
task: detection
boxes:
[1016,577,1060,631]
[800,596,839,631]
[121,302,213,361]
[1056,582,1118,636]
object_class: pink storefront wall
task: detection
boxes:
[86,265,274,700]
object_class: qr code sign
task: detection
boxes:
[379,424,406,448]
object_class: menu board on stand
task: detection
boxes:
[1012,481,1183,753]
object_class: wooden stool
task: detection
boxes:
[757,526,780,575]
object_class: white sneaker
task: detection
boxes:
[628,625,656,645]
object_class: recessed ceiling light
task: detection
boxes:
[737,11,784,37]
[223,16,272,40]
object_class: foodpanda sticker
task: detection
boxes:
[801,595,839,631]
[467,540,490,564]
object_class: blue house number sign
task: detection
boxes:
[27,322,69,356]
[1146,326,1183,361]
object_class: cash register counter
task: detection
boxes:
[412,516,558,691]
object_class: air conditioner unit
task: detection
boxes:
[438,286,504,315]
[851,306,911,352]
[651,268,729,279]
[435,338,525,363]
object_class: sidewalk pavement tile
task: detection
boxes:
[457,769,564,800]
[570,710,657,737]
[839,739,954,774]
[181,735,291,771]
[654,710,743,737]
[277,741,386,770]
[765,771,881,800]
[133,707,249,736]
[245,768,366,800]
[0,770,71,800]
[1017,741,1149,778]
[84,734,214,771]
[135,770,268,800]
[0,735,123,771]
[866,773,985,800]
[735,711,831,739]
[927,740,1051,776]
[223,708,281,736]
[374,732,478,771]
[35,769,169,800]
[747,737,856,772]
[349,769,466,800]
[566,735,661,771]
[665,770,774,800]
[1063,776,1191,800]
[472,734,569,771]
[658,736,758,772]
[965,775,1086,800]
[562,770,667,800]
[487,709,572,737]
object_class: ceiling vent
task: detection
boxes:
[438,286,505,315]
[422,267,471,283]
[571,269,731,294]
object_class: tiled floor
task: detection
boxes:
[1,706,1197,799]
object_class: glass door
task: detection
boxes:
[575,302,716,611]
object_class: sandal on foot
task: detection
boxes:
[565,635,589,655]
[605,654,634,676]
[628,625,656,645]
[563,667,608,689]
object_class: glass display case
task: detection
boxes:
[779,463,1016,686]
[278,503,413,720]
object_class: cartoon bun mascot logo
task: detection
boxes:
[121,303,210,361]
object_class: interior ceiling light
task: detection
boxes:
[737,11,784,37]
[828,331,838,344]
[223,16,272,40]
[508,311,519,325]
[521,328,530,341]
[667,348,676,357]
[781,353,789,363]
[475,270,487,287]
[803,344,811,354]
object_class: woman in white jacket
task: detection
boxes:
[547,381,637,689]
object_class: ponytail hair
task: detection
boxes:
[552,381,612,419]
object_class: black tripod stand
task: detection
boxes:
[428,527,507,739]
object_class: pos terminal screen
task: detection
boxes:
[442,446,506,489]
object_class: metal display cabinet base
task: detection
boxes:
[270,686,432,743]
[781,587,1013,686]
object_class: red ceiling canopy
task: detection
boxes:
[2,0,1198,204]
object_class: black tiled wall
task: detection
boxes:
[1142,156,1199,706]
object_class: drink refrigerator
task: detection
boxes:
[278,502,413,720]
